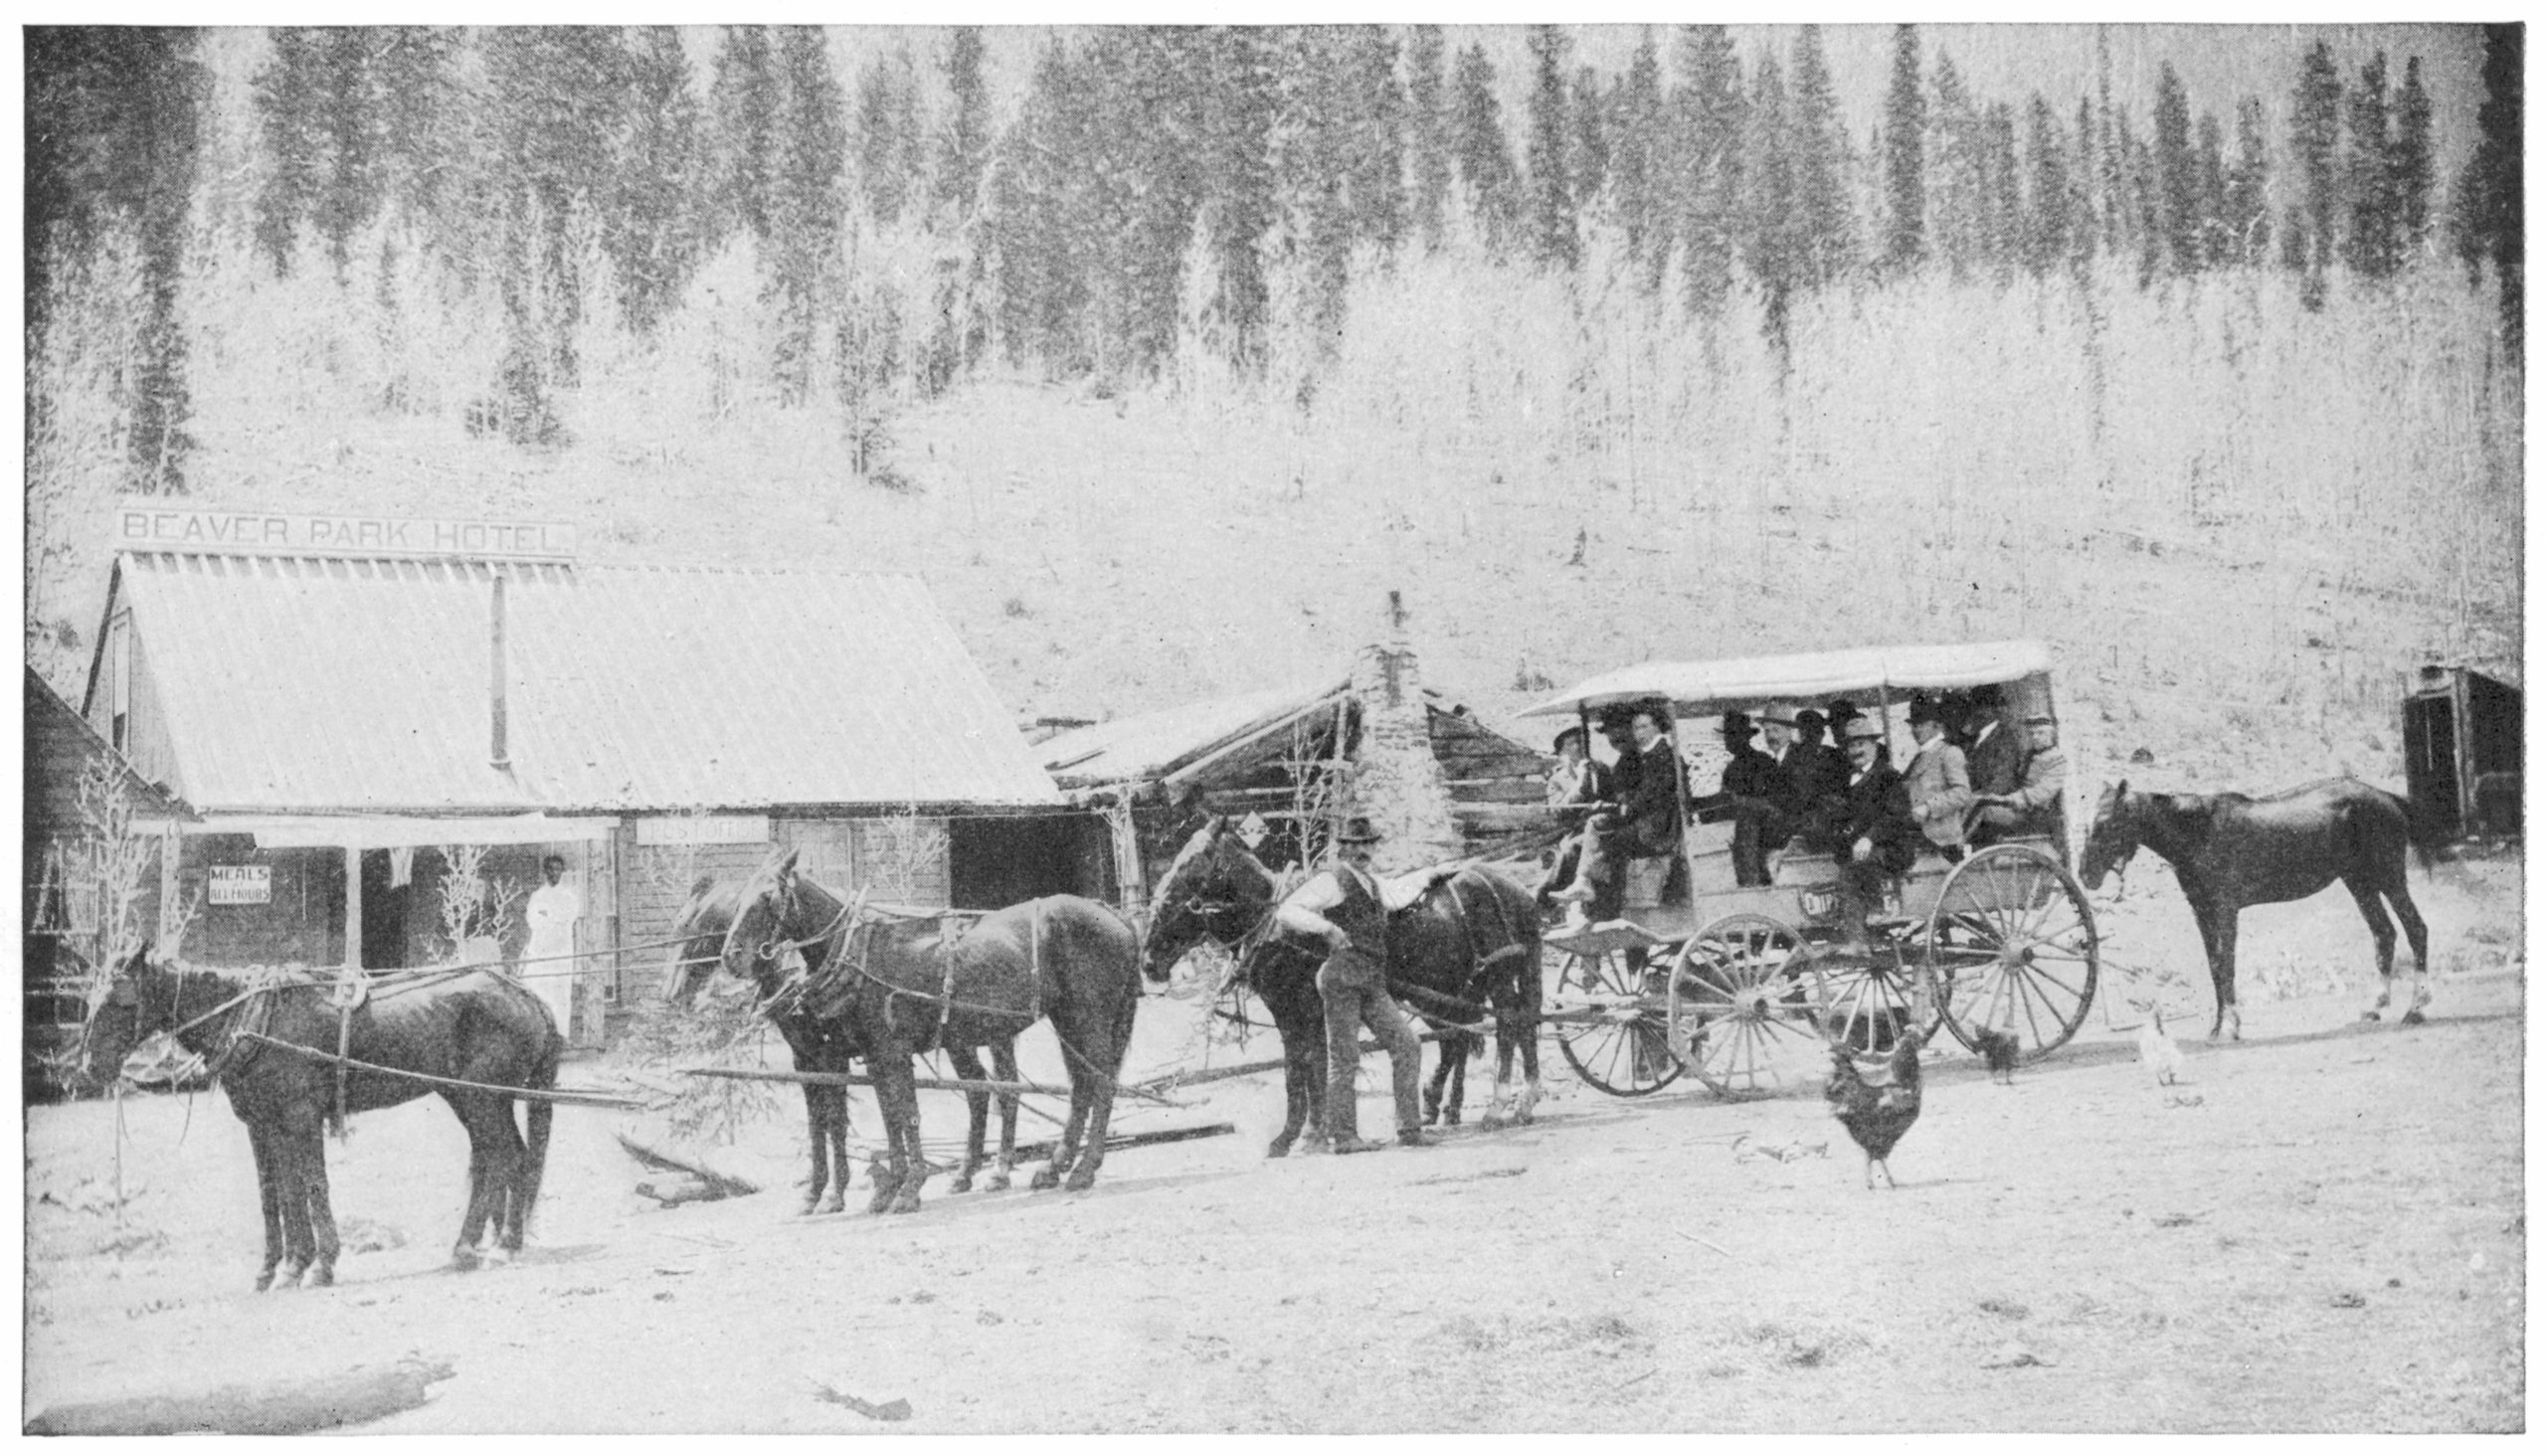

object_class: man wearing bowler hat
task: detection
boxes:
[1827,713,1919,953]
[1711,710,1782,887]
[1274,816,1429,1153]
[1902,694,1974,862]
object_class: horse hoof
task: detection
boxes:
[817,1193,845,1215]
[1481,1113,1507,1132]
[1266,1140,1294,1160]
[985,1174,1011,1192]
[1063,1168,1096,1192]
[949,1176,975,1195]
[449,1248,479,1273]
[253,1270,276,1293]
[303,1265,335,1289]
[2361,1010,2382,1022]
[889,1192,923,1215]
[274,1262,307,1289]
[1444,1111,1462,1127]
[1029,1168,1061,1191]
[2402,1008,2426,1026]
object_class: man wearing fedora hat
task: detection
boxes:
[1902,694,1974,861]
[1828,713,1919,953]
[1274,816,1429,1153]
[1708,709,1783,887]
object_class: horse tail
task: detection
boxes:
[518,1030,560,1228]
[2394,786,2443,873]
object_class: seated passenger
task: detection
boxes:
[1552,702,1687,919]
[1960,685,2023,802]
[1826,713,1920,954]
[1703,710,1781,887]
[1971,712,2070,849]
[1901,694,1973,862]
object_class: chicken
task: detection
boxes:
[1826,1029,1923,1189]
[1971,1026,2021,1085]
[2134,1001,2186,1086]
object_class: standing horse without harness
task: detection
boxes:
[1143,817,1545,1157]
[662,875,1029,1209]
[721,847,1144,1213]
[81,948,559,1290]
[2080,778,2438,1041]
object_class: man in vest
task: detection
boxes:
[1273,817,1431,1154]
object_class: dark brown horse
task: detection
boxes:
[1143,817,1544,1157]
[660,875,1025,1208]
[722,847,1145,1213]
[81,947,559,1290]
[2080,778,2437,1040]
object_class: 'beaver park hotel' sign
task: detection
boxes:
[115,502,576,562]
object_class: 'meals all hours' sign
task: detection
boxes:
[209,865,272,905]
[116,502,576,563]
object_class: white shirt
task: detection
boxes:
[526,880,582,950]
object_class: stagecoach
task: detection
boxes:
[1520,639,2100,1101]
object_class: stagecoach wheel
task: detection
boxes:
[1812,941,1946,1063]
[1924,843,2099,1061]
[1665,915,1825,1101]
[1548,945,1683,1097]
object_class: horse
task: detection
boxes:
[721,846,1145,1213]
[80,946,559,1290]
[1143,816,1544,1157]
[2079,778,2438,1041]
[659,875,1025,1208]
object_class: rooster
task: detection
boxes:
[1826,1028,1924,1189]
[2134,1000,2186,1087]
[1971,1026,2021,1085]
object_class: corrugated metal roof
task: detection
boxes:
[109,554,1060,814]
[1037,679,1345,789]
[1521,639,2055,718]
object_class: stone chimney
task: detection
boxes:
[1346,591,1463,874]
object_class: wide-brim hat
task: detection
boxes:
[1552,726,1587,753]
[1336,817,1384,844]
[1907,693,1945,725]
[1720,710,1756,738]
[1759,702,1799,727]
[1842,714,1887,741]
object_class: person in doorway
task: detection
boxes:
[522,853,582,1042]
[1272,818,1429,1153]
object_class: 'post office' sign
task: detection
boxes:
[116,502,576,563]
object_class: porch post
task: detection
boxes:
[343,843,363,974]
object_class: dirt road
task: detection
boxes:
[23,860,2524,1433]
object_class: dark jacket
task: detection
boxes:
[1720,743,1780,803]
[1837,761,1920,876]
[1324,862,1389,961]
[1965,720,2025,799]
[1618,738,1686,856]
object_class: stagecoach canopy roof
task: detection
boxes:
[89,554,1063,815]
[1519,639,2054,719]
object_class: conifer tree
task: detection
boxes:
[708,27,779,247]
[2451,24,2521,348]
[1403,26,1452,254]
[1744,50,1798,341]
[2194,111,2230,270]
[1568,65,1609,217]
[1787,26,1852,286]
[608,28,707,338]
[1449,43,1523,260]
[934,27,991,222]
[2071,94,2100,272]
[1927,50,1980,280]
[1523,26,1577,271]
[2392,56,2434,257]
[854,47,921,227]
[766,25,848,403]
[1881,24,1924,273]
[28,27,206,491]
[2151,62,2197,274]
[1609,29,1669,288]
[2290,40,2343,302]
[2226,97,2273,267]
[1200,27,1276,372]
[1342,27,1407,252]
[2022,94,2068,277]
[1672,25,1744,316]
[1980,99,2020,279]
[2344,52,2398,278]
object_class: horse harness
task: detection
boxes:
[821,897,1045,1051]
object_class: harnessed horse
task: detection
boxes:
[1144,817,1544,1156]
